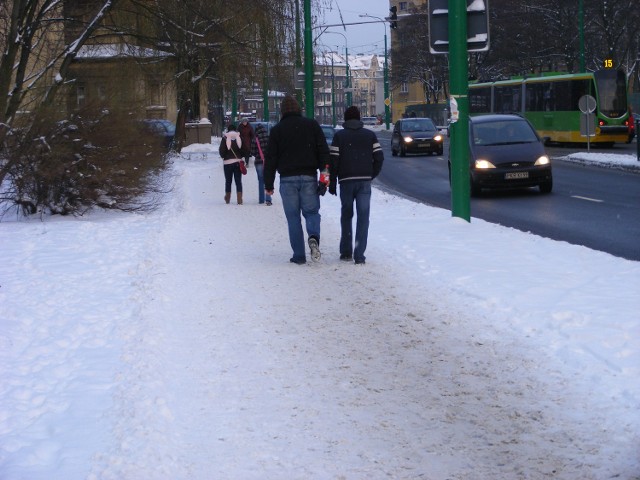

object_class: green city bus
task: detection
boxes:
[468,68,630,145]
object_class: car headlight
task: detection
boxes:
[434,135,443,142]
[474,159,496,169]
[403,136,413,143]
[534,155,550,166]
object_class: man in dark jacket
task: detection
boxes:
[238,118,254,166]
[329,106,384,264]
[265,95,330,265]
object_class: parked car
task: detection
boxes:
[362,116,379,126]
[627,112,638,143]
[249,121,275,135]
[141,119,176,149]
[449,114,552,196]
[391,117,443,156]
[320,124,336,144]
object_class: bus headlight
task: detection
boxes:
[534,155,550,166]
[475,159,496,169]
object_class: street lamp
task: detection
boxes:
[360,14,390,129]
[323,31,351,116]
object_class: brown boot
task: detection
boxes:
[224,192,231,204]
[237,192,243,205]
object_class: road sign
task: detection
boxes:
[578,94,596,114]
[384,97,391,107]
[429,0,490,54]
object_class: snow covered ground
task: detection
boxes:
[1,141,638,479]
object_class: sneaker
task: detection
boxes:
[308,237,321,262]
[354,258,366,265]
[290,257,306,265]
[339,254,352,261]
[266,201,272,206]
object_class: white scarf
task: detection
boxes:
[225,131,242,151]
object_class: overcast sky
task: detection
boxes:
[317,0,392,55]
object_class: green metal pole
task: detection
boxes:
[346,46,351,107]
[384,31,390,129]
[449,0,470,222]
[232,87,238,124]
[332,53,336,127]
[579,0,585,73]
[262,72,269,121]
[303,0,314,118]
[295,0,303,106]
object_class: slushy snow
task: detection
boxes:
[1,141,638,479]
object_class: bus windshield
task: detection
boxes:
[594,69,628,118]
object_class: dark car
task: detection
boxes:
[141,119,176,149]
[320,124,336,144]
[391,117,443,156]
[449,114,552,196]
[628,112,638,143]
[249,121,275,135]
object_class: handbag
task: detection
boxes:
[231,145,247,175]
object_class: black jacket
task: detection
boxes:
[264,112,330,191]
[329,119,384,186]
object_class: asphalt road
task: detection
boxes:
[373,130,640,261]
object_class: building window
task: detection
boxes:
[400,82,408,94]
[399,2,408,11]
[76,84,86,107]
[97,84,107,102]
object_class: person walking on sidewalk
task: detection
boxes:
[265,95,330,265]
[251,123,273,206]
[238,118,255,167]
[218,124,244,205]
[328,106,384,264]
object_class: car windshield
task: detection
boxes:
[472,120,538,146]
[402,119,435,132]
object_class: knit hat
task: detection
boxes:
[281,95,301,116]
[344,106,361,121]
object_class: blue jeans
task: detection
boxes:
[223,162,242,193]
[279,176,321,261]
[339,180,371,262]
[255,162,272,204]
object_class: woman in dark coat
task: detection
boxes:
[251,123,272,205]
[218,124,244,205]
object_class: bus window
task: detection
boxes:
[469,86,491,113]
[594,69,628,118]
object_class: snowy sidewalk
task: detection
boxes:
[1,150,639,479]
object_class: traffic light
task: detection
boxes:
[389,6,398,29]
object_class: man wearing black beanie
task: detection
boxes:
[265,95,330,264]
[328,106,384,265]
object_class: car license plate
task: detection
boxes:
[505,172,529,179]
[419,142,430,148]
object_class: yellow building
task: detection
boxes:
[389,0,428,122]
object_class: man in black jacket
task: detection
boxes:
[265,95,330,264]
[329,106,384,265]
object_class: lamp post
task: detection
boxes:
[331,52,336,127]
[360,14,390,129]
[323,31,350,117]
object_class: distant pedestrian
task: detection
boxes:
[329,106,384,264]
[238,118,255,166]
[251,123,273,205]
[218,124,244,205]
[265,95,330,265]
